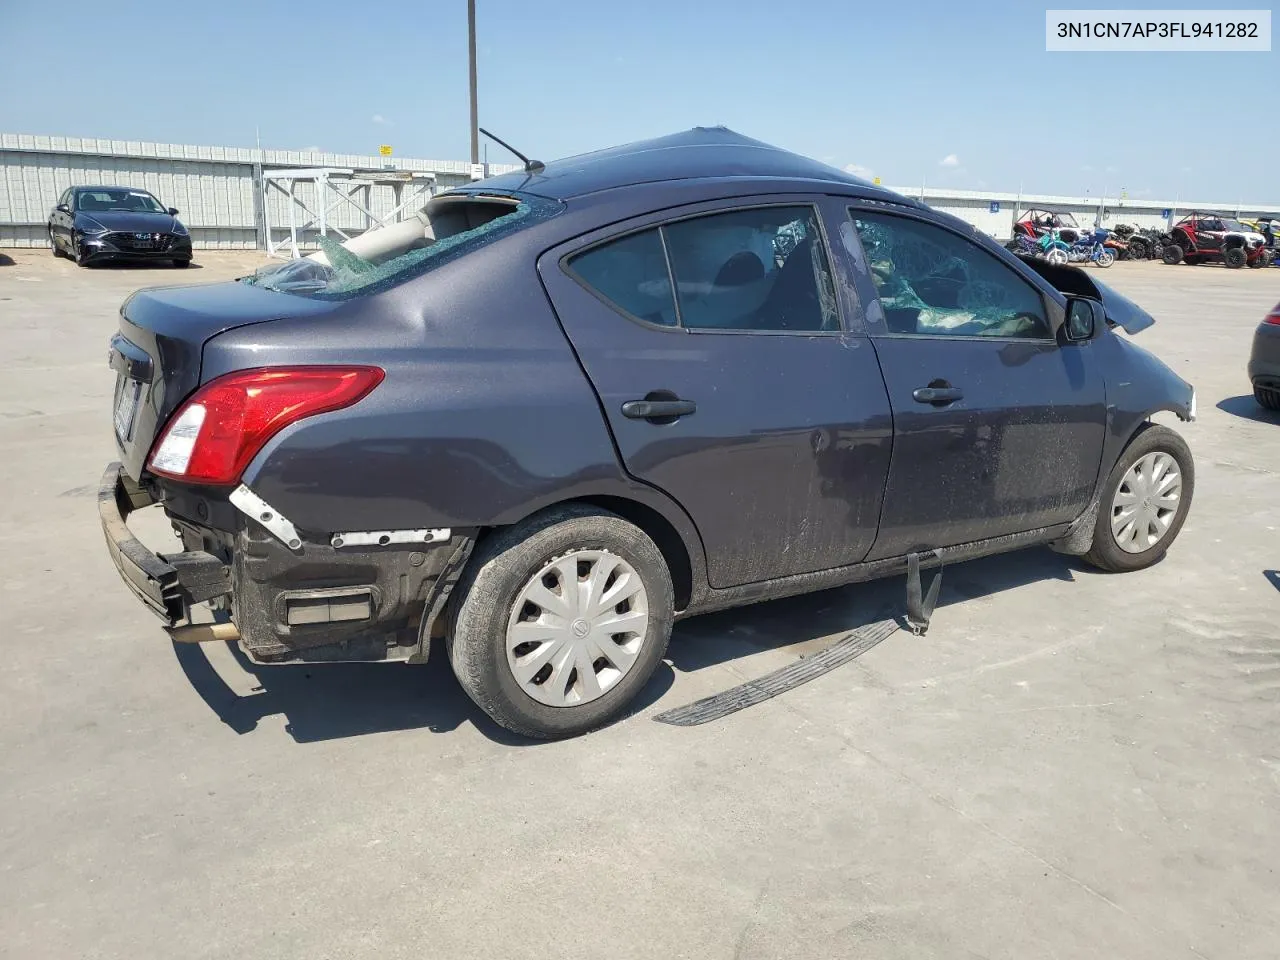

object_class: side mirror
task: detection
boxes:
[1064,297,1104,342]
[56,203,70,214]
[167,207,179,216]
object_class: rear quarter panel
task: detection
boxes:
[202,238,667,537]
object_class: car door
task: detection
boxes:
[1195,218,1224,252]
[843,204,1107,560]
[51,189,69,248]
[538,196,893,589]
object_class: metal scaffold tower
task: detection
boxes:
[261,168,438,258]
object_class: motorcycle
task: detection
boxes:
[1041,228,1114,267]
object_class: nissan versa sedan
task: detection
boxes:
[99,127,1196,738]
[49,186,192,267]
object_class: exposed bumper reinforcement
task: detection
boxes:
[653,618,899,727]
[98,462,230,626]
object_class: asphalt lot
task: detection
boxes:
[2,248,1279,960]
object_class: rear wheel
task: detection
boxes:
[1256,385,1280,410]
[1082,424,1194,573]
[49,229,64,258]
[1223,247,1247,269]
[447,505,674,739]
[1162,244,1184,265]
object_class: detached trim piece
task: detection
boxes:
[331,528,451,548]
[229,484,302,551]
[653,618,899,726]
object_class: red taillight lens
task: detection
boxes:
[1267,303,1280,325]
[147,366,384,485]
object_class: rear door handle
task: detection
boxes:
[912,385,963,406]
[621,399,696,421]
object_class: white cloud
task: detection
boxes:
[371,114,390,126]
[844,162,875,180]
[1105,165,1118,174]
[939,153,960,168]
[1081,164,1094,173]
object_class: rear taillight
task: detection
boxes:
[147,366,384,485]
[1267,303,1280,325]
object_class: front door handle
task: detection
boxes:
[912,384,963,406]
[621,398,696,421]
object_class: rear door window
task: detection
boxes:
[567,229,676,326]
[565,204,840,333]
[663,207,838,332]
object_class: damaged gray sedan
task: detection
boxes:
[100,128,1196,738]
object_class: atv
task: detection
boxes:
[1161,211,1270,268]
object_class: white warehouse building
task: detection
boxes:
[2,132,1277,251]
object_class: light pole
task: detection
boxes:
[468,0,479,168]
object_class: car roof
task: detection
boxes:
[74,185,156,194]
[477,126,906,203]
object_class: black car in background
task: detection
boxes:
[49,186,192,267]
[99,128,1197,739]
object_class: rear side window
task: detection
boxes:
[569,229,676,326]
[566,205,839,333]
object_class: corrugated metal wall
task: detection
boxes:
[3,133,1278,249]
[0,134,520,250]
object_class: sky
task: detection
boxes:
[1,0,1275,201]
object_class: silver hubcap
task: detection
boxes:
[1110,451,1182,554]
[505,549,649,708]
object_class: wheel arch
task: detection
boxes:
[465,491,705,614]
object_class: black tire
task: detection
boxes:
[447,505,674,739]
[1248,251,1269,269]
[172,259,191,268]
[1223,246,1247,269]
[49,230,64,258]
[1162,244,1183,265]
[1256,385,1280,410]
[74,241,91,268]
[1082,424,1194,573]
[1127,239,1147,261]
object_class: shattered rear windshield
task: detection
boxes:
[244,192,561,300]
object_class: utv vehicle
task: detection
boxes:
[1161,212,1271,268]
[1013,208,1088,244]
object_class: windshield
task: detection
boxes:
[246,192,561,300]
[76,189,167,214]
[1221,219,1249,232]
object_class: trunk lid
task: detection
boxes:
[110,279,340,479]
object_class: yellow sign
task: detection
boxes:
[873,176,881,185]
[379,144,393,157]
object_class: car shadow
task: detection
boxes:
[172,635,674,746]
[90,261,202,271]
[172,546,1078,744]
[1217,395,1279,423]
[667,547,1079,674]
[1265,570,1280,593]
[0,253,14,267]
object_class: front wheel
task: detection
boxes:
[447,505,674,739]
[1082,424,1194,573]
[1162,244,1184,265]
[1095,249,1115,267]
[1223,247,1247,269]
